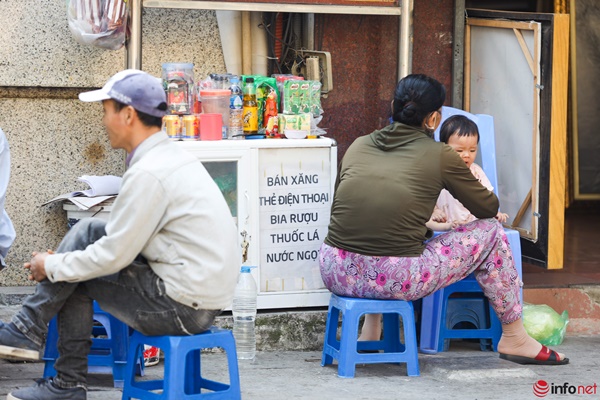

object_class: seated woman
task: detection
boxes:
[319,74,567,365]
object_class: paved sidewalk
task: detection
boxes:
[0,335,596,400]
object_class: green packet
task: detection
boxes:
[282,80,322,117]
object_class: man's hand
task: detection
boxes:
[24,250,53,282]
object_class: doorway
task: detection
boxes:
[462,0,600,283]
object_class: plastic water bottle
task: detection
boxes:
[232,266,257,360]
[228,76,243,138]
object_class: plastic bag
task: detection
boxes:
[67,0,129,50]
[522,303,569,346]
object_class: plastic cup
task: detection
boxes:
[199,113,223,141]
[200,89,231,139]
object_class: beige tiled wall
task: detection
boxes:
[0,1,226,285]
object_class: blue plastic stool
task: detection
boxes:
[321,294,419,378]
[419,228,523,354]
[43,302,139,388]
[419,277,502,353]
[446,296,493,346]
[122,326,241,400]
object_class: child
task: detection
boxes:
[427,114,508,231]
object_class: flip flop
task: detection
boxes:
[499,345,569,365]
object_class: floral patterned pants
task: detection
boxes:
[319,218,522,324]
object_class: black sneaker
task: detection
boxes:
[7,378,86,400]
[0,321,40,361]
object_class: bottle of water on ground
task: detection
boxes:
[232,266,257,360]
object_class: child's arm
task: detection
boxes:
[496,212,509,223]
[431,205,446,223]
[427,205,451,230]
[471,164,508,223]
[426,219,454,231]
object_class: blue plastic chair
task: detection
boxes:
[122,326,241,400]
[43,301,141,388]
[419,106,523,354]
[321,294,419,378]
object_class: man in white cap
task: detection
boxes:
[0,70,239,400]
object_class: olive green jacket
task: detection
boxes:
[324,122,499,257]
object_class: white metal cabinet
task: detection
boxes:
[177,138,337,309]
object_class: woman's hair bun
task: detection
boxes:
[401,102,416,119]
[391,74,446,127]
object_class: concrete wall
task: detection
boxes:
[0,0,226,285]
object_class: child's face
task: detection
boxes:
[447,133,478,168]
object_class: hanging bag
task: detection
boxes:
[67,0,129,50]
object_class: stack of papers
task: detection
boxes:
[43,175,122,210]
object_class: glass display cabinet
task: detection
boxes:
[178,138,337,309]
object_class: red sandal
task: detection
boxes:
[499,345,569,365]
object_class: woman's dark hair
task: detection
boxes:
[392,74,446,127]
[439,115,480,144]
[112,100,163,128]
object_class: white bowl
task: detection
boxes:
[285,130,308,139]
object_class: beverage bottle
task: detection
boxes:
[232,266,258,360]
[228,76,244,138]
[242,77,258,135]
[263,88,278,128]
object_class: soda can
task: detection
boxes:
[182,115,199,140]
[163,115,181,140]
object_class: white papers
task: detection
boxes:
[72,175,121,197]
[43,175,122,210]
[67,195,115,210]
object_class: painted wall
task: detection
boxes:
[0,0,454,286]
[318,0,455,159]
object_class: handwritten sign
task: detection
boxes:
[258,147,331,292]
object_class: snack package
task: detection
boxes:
[281,79,324,117]
[282,80,310,115]
[67,0,128,50]
[278,113,312,137]
[265,115,281,138]
[272,74,303,112]
[242,75,279,101]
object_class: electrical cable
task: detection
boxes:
[260,12,307,76]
